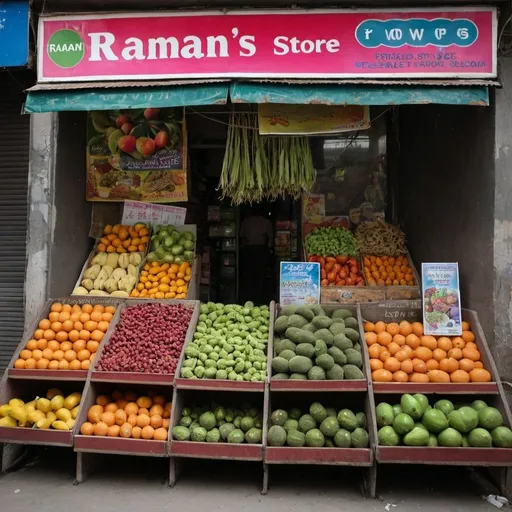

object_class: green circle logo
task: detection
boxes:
[47,29,85,68]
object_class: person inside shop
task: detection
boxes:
[240,204,273,305]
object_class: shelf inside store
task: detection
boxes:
[74,435,168,456]
[270,379,367,392]
[170,440,263,460]
[0,426,73,447]
[90,370,175,386]
[8,369,89,382]
[265,446,372,465]
[174,378,264,392]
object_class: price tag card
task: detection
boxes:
[121,200,151,225]
[160,205,186,226]
[280,262,320,306]
[422,262,462,336]
[122,201,186,226]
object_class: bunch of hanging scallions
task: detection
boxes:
[219,113,316,204]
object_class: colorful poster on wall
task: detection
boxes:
[280,262,320,306]
[86,107,187,203]
[422,262,462,336]
[259,104,370,135]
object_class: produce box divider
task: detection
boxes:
[74,380,170,458]
[5,297,125,383]
[374,392,512,466]
[270,304,368,392]
[169,387,264,462]
[175,302,274,392]
[358,302,501,395]
[90,299,200,386]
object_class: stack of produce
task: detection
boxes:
[180,302,269,381]
[146,225,195,266]
[80,390,170,440]
[13,303,116,371]
[305,227,364,286]
[73,252,142,297]
[97,303,193,374]
[172,402,263,444]
[0,388,81,431]
[364,319,492,383]
[272,305,364,381]
[97,223,150,254]
[377,393,512,448]
[130,261,191,299]
[363,255,416,286]
[355,221,407,257]
[267,402,369,448]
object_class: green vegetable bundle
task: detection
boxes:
[305,226,358,257]
[172,402,263,444]
[219,113,315,204]
[267,403,369,448]
[181,301,269,381]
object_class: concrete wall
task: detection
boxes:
[48,112,92,297]
[397,102,496,349]
[494,56,512,384]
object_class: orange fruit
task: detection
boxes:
[55,331,68,343]
[448,348,463,360]
[104,403,118,413]
[420,336,437,351]
[26,339,38,351]
[82,303,93,314]
[384,357,400,373]
[399,321,413,337]
[412,358,427,374]
[411,322,424,337]
[14,359,25,369]
[42,348,53,360]
[48,360,60,369]
[427,369,450,383]
[50,321,62,333]
[25,358,37,369]
[142,425,155,440]
[409,372,429,383]
[93,422,109,436]
[58,359,69,369]
[36,358,49,369]
[370,359,384,371]
[386,323,400,336]
[394,350,409,363]
[51,302,63,313]
[462,347,481,361]
[107,425,120,437]
[401,359,414,374]
[77,349,91,361]
[150,415,163,429]
[372,369,393,382]
[387,342,401,355]
[84,321,98,332]
[131,426,142,439]
[64,350,77,362]
[62,320,74,332]
[465,342,478,351]
[425,359,439,371]
[32,349,43,361]
[62,304,72,313]
[432,349,447,362]
[364,322,375,332]
[377,331,392,347]
[105,306,116,315]
[461,331,475,344]
[368,344,381,358]
[365,332,378,346]
[69,360,81,370]
[452,337,465,349]
[393,370,409,382]
[39,319,51,330]
[97,321,109,333]
[415,346,433,362]
[379,350,391,362]
[93,304,105,313]
[450,370,470,383]
[87,341,99,353]
[100,411,116,426]
[81,359,91,370]
[439,358,459,373]
[91,330,104,342]
[405,334,421,350]
[459,358,475,372]
[96,395,110,406]
[52,349,64,361]
[437,337,453,352]
[58,312,70,323]
[137,414,151,428]
[374,321,387,334]
[102,312,113,322]
[73,340,86,352]
[33,329,44,340]
[115,409,127,426]
[461,321,471,331]
[68,330,80,342]
[20,349,32,360]
[49,312,60,323]
[474,361,484,369]
[43,329,56,341]
[36,338,48,350]
[393,334,406,346]
[469,368,491,382]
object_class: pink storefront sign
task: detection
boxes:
[38,8,497,82]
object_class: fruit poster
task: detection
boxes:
[86,108,188,203]
[280,262,320,306]
[422,262,462,336]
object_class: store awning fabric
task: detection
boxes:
[24,79,490,113]
[229,82,490,107]
[24,82,230,113]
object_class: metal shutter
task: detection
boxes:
[0,77,29,371]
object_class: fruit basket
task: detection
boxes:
[0,379,85,447]
[90,300,199,385]
[74,381,171,456]
[174,302,273,392]
[270,304,368,392]
[8,297,123,381]
[359,301,501,394]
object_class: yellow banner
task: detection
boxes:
[258,104,370,135]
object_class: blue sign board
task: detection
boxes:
[280,262,320,306]
[0,1,29,67]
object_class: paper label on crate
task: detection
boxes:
[280,262,320,306]
[422,262,462,335]
[122,200,186,225]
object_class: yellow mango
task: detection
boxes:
[37,398,51,413]
[63,392,81,410]
[56,408,71,422]
[71,406,79,419]
[0,404,10,417]
[51,420,69,431]
[50,395,64,411]
[9,406,27,425]
[8,398,24,409]
[36,418,52,429]
[66,418,75,429]
[0,416,16,427]
[46,411,57,423]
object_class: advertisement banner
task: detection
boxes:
[280,262,320,306]
[39,8,497,81]
[422,262,462,336]
[259,104,370,135]
[86,107,188,203]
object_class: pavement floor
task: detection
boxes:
[0,446,505,512]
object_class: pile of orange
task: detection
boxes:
[364,320,492,383]
[363,255,415,286]
[13,303,116,371]
[80,390,171,440]
[130,261,191,299]
[97,223,149,254]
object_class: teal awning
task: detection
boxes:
[230,82,489,106]
[24,82,229,113]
